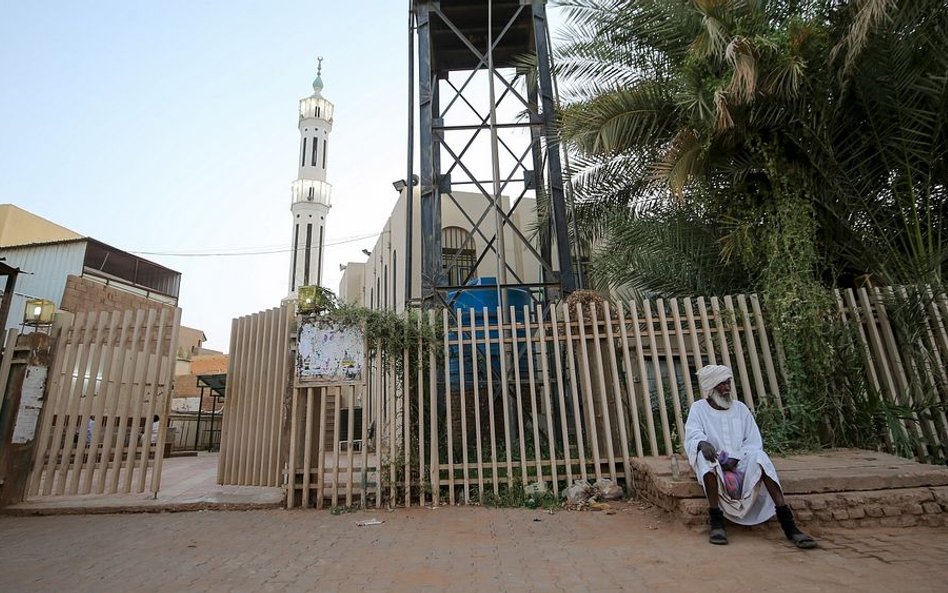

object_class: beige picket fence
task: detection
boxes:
[220,287,948,508]
[27,307,181,498]
[404,295,780,506]
[275,293,784,507]
[835,286,948,459]
[285,383,381,509]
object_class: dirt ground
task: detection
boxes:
[1,501,946,593]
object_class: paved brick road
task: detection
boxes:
[1,504,946,593]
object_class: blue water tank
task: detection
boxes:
[448,277,531,317]
[446,278,533,387]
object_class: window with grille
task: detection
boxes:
[441,226,476,286]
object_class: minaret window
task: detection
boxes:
[322,140,327,168]
[316,226,325,285]
[292,225,300,291]
[304,224,313,286]
[311,138,318,167]
[301,138,308,167]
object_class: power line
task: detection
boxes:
[130,232,379,257]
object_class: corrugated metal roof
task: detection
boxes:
[0,241,86,332]
[0,236,184,330]
[85,237,179,275]
[0,237,89,249]
[83,238,180,297]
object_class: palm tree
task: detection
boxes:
[812,0,948,287]
[553,0,948,452]
[555,0,946,292]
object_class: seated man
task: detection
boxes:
[684,365,816,548]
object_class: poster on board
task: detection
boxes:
[297,320,365,384]
[12,365,47,444]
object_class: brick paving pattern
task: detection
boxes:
[1,505,946,593]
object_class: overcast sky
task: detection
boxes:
[1,1,566,352]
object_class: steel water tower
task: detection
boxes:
[407,0,576,306]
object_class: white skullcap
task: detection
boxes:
[697,365,733,397]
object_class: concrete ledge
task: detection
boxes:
[632,449,948,529]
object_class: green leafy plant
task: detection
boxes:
[554,0,947,458]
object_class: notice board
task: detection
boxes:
[296,320,365,385]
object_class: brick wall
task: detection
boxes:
[191,354,229,375]
[60,274,174,315]
[629,457,948,529]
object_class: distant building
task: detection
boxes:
[0,205,180,332]
[170,333,228,451]
[173,359,228,413]
[175,326,224,374]
[0,204,81,247]
[173,325,226,412]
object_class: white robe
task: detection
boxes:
[684,399,780,525]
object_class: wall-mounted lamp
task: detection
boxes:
[23,298,55,326]
[361,249,372,257]
[298,285,317,313]
[339,264,347,272]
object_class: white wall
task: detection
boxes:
[339,189,544,312]
[338,261,365,305]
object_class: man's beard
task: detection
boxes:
[710,389,732,410]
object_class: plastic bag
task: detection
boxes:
[525,481,548,496]
[563,479,594,504]
[593,478,624,501]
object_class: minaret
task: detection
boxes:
[288,57,334,297]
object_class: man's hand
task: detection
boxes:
[697,441,717,462]
[720,457,738,471]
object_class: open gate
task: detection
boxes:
[25,307,181,498]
